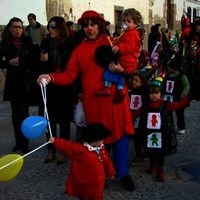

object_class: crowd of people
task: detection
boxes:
[0,7,199,200]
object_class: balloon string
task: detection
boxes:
[40,82,52,137]
[0,141,50,171]
[0,81,52,172]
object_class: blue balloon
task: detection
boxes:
[21,116,47,139]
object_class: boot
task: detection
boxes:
[156,167,165,182]
[57,153,66,165]
[120,175,135,191]
[146,164,156,174]
[113,89,125,103]
[44,152,55,164]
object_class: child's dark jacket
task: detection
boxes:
[133,97,190,156]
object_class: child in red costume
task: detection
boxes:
[102,8,142,102]
[49,123,115,200]
[112,8,142,72]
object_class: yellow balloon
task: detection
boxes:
[0,154,24,182]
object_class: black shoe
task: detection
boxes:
[120,175,135,191]
[57,154,66,165]
[21,147,30,154]
[57,160,66,165]
[44,153,55,164]
[12,145,21,152]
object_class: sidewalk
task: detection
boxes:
[0,93,200,200]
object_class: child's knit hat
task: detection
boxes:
[149,72,166,88]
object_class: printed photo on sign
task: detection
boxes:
[163,95,173,102]
[130,95,142,110]
[147,132,162,148]
[147,112,161,129]
[166,80,175,93]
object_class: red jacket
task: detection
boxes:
[50,36,135,144]
[54,138,115,200]
[117,28,141,72]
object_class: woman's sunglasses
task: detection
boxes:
[47,25,57,30]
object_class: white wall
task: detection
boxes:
[72,0,150,25]
[0,0,47,25]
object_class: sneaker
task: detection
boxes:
[177,129,185,134]
[120,175,135,191]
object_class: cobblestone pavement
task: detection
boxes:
[0,93,200,200]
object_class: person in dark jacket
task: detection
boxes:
[39,16,76,165]
[25,13,48,45]
[0,17,41,153]
[163,53,190,135]
[148,24,171,70]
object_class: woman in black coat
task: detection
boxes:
[148,24,171,70]
[0,17,40,153]
[39,16,76,164]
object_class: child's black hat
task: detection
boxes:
[80,123,112,143]
[167,53,182,71]
[139,65,159,80]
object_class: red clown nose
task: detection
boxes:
[87,28,93,34]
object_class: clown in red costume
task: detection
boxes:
[38,10,135,191]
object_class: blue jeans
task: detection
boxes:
[112,135,130,178]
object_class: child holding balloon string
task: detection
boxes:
[49,123,115,200]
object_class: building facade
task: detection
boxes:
[46,0,200,32]
[0,0,200,92]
